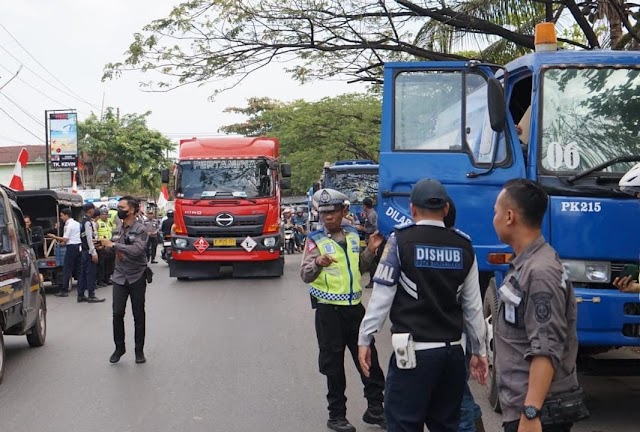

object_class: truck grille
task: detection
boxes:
[184,214,265,237]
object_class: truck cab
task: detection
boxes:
[378,32,640,407]
[0,185,47,384]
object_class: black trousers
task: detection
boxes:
[61,244,81,292]
[97,248,114,283]
[146,237,158,262]
[385,345,466,432]
[315,303,385,419]
[112,275,146,352]
[504,420,572,432]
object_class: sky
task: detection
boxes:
[0,0,365,148]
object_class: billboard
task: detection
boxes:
[48,111,78,170]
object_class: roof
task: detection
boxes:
[178,137,279,159]
[0,145,47,164]
[505,49,640,72]
[15,189,84,207]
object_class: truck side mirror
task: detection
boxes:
[487,77,506,133]
[281,163,292,178]
[281,178,292,190]
[161,168,170,184]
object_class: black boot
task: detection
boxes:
[326,418,356,432]
[135,350,146,364]
[363,407,386,429]
[109,346,126,363]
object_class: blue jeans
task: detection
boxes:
[458,336,482,432]
[77,250,97,298]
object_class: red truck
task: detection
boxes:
[162,137,291,279]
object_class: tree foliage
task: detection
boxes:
[104,1,640,93]
[219,93,381,194]
[78,108,173,197]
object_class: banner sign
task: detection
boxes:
[48,111,78,170]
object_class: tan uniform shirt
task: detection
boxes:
[495,236,579,422]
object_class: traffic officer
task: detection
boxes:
[492,179,582,432]
[96,207,113,287]
[358,178,488,432]
[77,203,105,303]
[144,209,160,263]
[101,196,149,364]
[300,188,386,432]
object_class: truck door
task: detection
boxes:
[378,62,526,271]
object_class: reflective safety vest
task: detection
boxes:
[108,209,118,230]
[97,219,111,240]
[309,226,362,306]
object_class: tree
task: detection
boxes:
[104,1,640,92]
[78,108,173,198]
[220,93,381,194]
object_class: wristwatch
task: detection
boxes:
[523,405,541,420]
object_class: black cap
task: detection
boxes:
[82,202,95,212]
[410,179,448,209]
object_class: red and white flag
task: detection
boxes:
[157,184,169,208]
[9,148,29,191]
[71,170,78,194]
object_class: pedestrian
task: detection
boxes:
[76,203,105,303]
[443,198,485,432]
[96,207,113,287]
[144,209,159,263]
[358,178,488,432]
[49,208,82,297]
[614,163,640,293]
[492,179,586,432]
[100,196,150,364]
[357,197,378,288]
[300,188,386,432]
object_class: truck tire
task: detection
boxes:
[483,280,501,413]
[26,293,47,347]
[0,331,5,385]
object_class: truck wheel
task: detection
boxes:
[483,280,501,413]
[26,293,47,347]
[0,331,5,384]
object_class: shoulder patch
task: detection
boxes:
[373,233,399,286]
[530,292,553,323]
[453,228,472,242]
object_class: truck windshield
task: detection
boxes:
[325,171,378,204]
[541,68,640,174]
[177,159,274,199]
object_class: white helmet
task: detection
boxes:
[108,200,118,210]
[344,200,351,207]
[619,163,640,195]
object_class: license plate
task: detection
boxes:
[163,242,171,247]
[213,238,236,247]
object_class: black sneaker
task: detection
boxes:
[363,408,386,429]
[110,347,126,363]
[135,351,146,364]
[327,418,356,432]
[77,296,88,303]
[96,282,107,287]
[54,291,69,297]
[151,260,158,264]
[87,296,105,303]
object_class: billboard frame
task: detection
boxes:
[44,109,78,189]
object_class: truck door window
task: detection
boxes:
[0,199,13,254]
[12,208,28,245]
[394,71,488,153]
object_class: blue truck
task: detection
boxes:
[308,160,379,230]
[377,27,640,409]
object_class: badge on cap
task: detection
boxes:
[320,190,331,203]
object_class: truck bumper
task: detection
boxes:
[575,288,640,346]
[170,249,284,278]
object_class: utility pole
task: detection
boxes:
[0,65,22,91]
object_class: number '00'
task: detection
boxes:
[560,202,601,212]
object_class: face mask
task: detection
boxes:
[117,209,129,220]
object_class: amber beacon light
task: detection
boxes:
[534,22,557,52]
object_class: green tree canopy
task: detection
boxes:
[78,108,173,197]
[220,93,381,194]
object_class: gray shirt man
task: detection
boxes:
[111,220,148,285]
[363,208,378,235]
[494,235,579,422]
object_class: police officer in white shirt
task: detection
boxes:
[49,208,82,297]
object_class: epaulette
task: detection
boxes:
[309,229,325,242]
[453,228,472,242]
[342,224,358,235]
[394,222,415,231]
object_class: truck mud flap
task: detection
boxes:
[232,258,284,278]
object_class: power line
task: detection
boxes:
[0,21,99,109]
[0,60,72,109]
[0,105,44,143]
[0,42,100,111]
[0,92,45,127]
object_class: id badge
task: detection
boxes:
[505,303,517,325]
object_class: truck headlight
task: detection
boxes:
[562,260,610,283]
[175,238,188,248]
[263,237,277,247]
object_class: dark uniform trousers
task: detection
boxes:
[77,251,97,298]
[61,244,81,292]
[113,275,146,352]
[503,421,572,432]
[146,236,158,262]
[315,303,385,419]
[385,344,466,432]
[97,248,114,284]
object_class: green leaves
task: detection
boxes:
[219,93,381,194]
[78,109,173,197]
